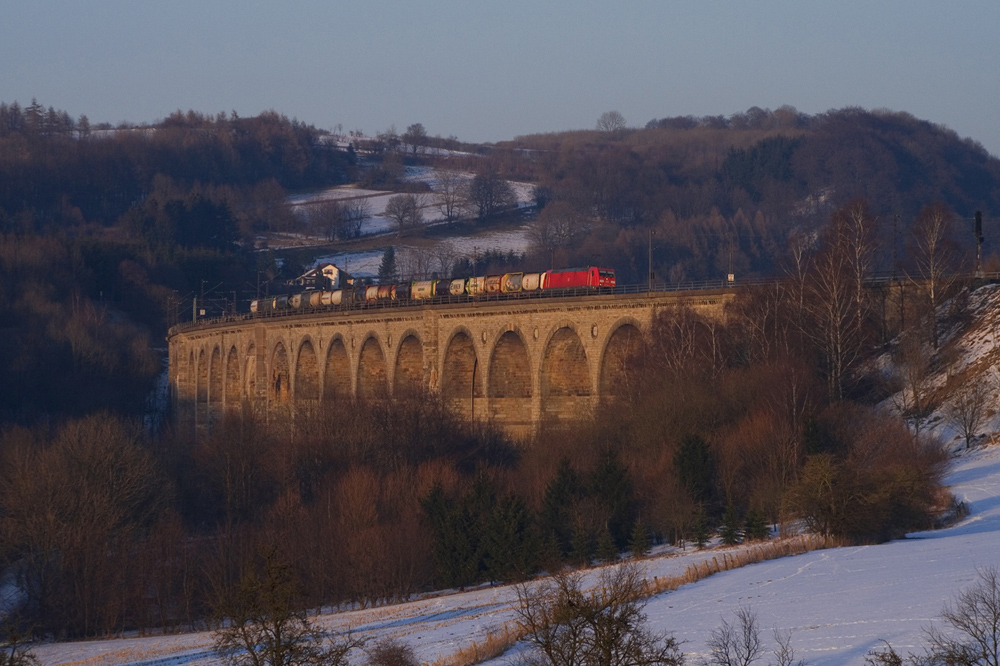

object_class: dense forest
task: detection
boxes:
[0,101,355,424]
[0,101,993,638]
[491,106,1000,284]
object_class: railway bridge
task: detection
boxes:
[167,288,733,437]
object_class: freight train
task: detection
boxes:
[250,266,616,314]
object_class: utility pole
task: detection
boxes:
[892,213,899,280]
[648,228,654,292]
[727,231,735,285]
[975,210,984,276]
[893,213,904,333]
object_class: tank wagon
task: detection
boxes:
[250,266,615,314]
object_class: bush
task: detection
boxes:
[366,639,419,666]
[514,562,683,666]
[213,546,365,666]
[784,409,947,543]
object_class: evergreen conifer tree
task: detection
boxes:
[589,448,635,549]
[571,525,593,567]
[743,509,770,541]
[484,494,536,582]
[694,510,710,549]
[541,458,582,560]
[378,247,398,283]
[629,518,651,558]
[719,505,743,546]
[596,527,619,564]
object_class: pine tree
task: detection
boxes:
[538,531,564,572]
[484,494,536,583]
[541,458,582,560]
[571,525,593,567]
[744,509,770,541]
[694,510,710,549]
[596,527,619,564]
[378,247,398,283]
[629,518,651,558]
[420,481,478,589]
[719,505,743,546]
[589,448,635,549]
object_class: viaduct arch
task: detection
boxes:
[168,290,731,437]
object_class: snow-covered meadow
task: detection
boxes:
[27,439,1000,666]
[312,225,533,280]
[281,166,537,277]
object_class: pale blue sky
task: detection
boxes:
[3,1,999,155]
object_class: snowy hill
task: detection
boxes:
[880,284,1000,451]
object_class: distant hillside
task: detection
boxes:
[494,107,1000,282]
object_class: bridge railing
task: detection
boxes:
[173,271,1000,333]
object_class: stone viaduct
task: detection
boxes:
[167,289,732,437]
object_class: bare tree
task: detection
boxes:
[402,123,427,156]
[861,568,1000,666]
[375,126,401,154]
[864,642,904,666]
[803,221,863,401]
[891,332,933,435]
[514,562,683,666]
[342,199,372,238]
[704,607,804,666]
[797,200,879,401]
[466,169,516,221]
[923,566,1000,666]
[596,111,628,138]
[432,241,456,277]
[947,375,994,449]
[909,203,961,348]
[527,201,591,261]
[771,629,805,666]
[384,194,424,234]
[833,199,878,334]
[309,200,345,241]
[705,606,763,666]
[214,547,365,666]
[397,247,434,280]
[0,414,170,636]
[435,170,466,223]
[784,228,815,353]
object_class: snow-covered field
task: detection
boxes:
[644,449,1000,666]
[313,226,533,280]
[278,166,536,275]
[28,441,1000,666]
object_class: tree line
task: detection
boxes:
[0,101,353,234]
